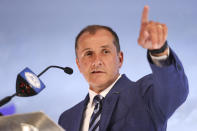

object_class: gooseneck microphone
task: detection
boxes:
[0,65,73,108]
[38,66,73,77]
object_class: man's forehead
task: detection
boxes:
[78,29,113,41]
[76,29,116,54]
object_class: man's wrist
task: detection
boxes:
[149,47,170,67]
[148,41,168,56]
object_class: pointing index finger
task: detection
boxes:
[141,5,149,24]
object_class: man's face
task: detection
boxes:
[76,29,123,93]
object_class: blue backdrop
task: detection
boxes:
[0,0,196,130]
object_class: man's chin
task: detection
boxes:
[89,85,107,93]
[89,80,111,90]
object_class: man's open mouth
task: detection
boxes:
[91,71,104,73]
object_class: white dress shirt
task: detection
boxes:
[81,75,122,131]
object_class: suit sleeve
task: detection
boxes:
[146,48,189,123]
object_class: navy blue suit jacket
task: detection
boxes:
[58,50,188,131]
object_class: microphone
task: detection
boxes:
[64,67,73,75]
[0,65,73,107]
[16,67,45,97]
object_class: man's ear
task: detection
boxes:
[118,51,123,68]
[76,58,81,72]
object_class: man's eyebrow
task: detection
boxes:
[81,48,91,53]
[100,45,111,48]
[81,45,111,53]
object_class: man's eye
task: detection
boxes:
[103,50,110,54]
[85,51,92,56]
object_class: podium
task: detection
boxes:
[0,112,64,131]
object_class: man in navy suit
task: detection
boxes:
[58,6,188,131]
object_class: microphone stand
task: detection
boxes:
[0,65,73,111]
[0,93,17,107]
[38,66,67,77]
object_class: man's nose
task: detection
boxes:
[92,55,103,67]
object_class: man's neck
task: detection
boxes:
[89,74,122,94]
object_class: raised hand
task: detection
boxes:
[138,5,168,51]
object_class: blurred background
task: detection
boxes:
[0,0,196,130]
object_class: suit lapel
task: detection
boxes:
[74,95,89,131]
[100,92,120,131]
[99,74,135,131]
